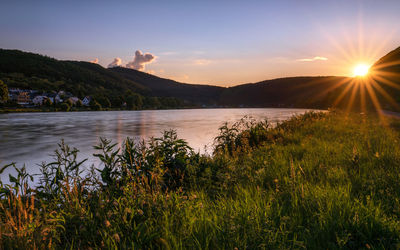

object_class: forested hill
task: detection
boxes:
[218,76,350,109]
[372,46,400,72]
[0,49,222,106]
[368,46,400,108]
[371,46,400,89]
[0,49,147,98]
[109,67,224,105]
[109,68,352,109]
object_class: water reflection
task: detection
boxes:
[0,108,315,179]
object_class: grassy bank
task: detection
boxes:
[1,111,400,249]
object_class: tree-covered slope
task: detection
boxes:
[109,67,224,105]
[0,49,147,99]
[218,76,350,109]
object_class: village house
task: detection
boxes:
[46,93,63,104]
[32,95,48,106]
[17,92,31,105]
[5,87,81,107]
[67,96,80,105]
[82,96,91,106]
[55,94,63,103]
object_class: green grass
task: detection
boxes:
[2,111,400,249]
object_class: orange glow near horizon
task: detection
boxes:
[293,21,400,119]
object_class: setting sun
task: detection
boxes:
[353,64,370,77]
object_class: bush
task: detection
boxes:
[60,102,70,111]
[75,99,83,108]
[90,100,102,111]
[0,80,8,103]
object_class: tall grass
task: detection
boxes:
[1,111,400,248]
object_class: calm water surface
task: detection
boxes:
[0,108,315,180]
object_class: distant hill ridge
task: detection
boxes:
[1,47,400,110]
[108,66,224,105]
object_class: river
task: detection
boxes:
[0,108,316,180]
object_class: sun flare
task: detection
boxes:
[353,64,370,77]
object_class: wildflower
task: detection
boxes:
[125,208,132,215]
[104,220,111,227]
[137,209,144,216]
[113,233,120,243]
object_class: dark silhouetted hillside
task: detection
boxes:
[370,46,400,109]
[0,49,147,98]
[218,76,349,109]
[109,67,224,105]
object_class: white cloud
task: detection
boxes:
[297,56,328,62]
[90,58,99,64]
[126,50,156,71]
[107,58,122,68]
[193,59,212,65]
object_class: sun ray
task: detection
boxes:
[369,77,400,110]
[371,60,400,70]
[364,80,384,120]
[333,78,355,107]
[311,77,352,100]
[319,27,355,63]
[357,11,364,60]
[360,81,366,113]
[372,74,400,90]
[374,70,400,79]
[367,29,397,61]
[346,79,360,112]
[291,76,337,90]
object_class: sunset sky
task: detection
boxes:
[1,0,400,86]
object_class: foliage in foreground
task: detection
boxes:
[1,111,400,249]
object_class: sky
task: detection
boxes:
[1,0,400,86]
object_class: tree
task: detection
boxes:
[66,99,73,107]
[60,102,70,111]
[76,99,83,108]
[103,97,111,109]
[146,96,161,109]
[90,99,102,111]
[126,93,143,110]
[110,96,123,107]
[0,80,9,103]
[44,98,53,107]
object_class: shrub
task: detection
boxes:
[60,102,70,111]
[90,100,102,111]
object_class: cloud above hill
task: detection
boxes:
[107,58,122,68]
[297,56,328,62]
[126,50,156,70]
[90,58,99,64]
